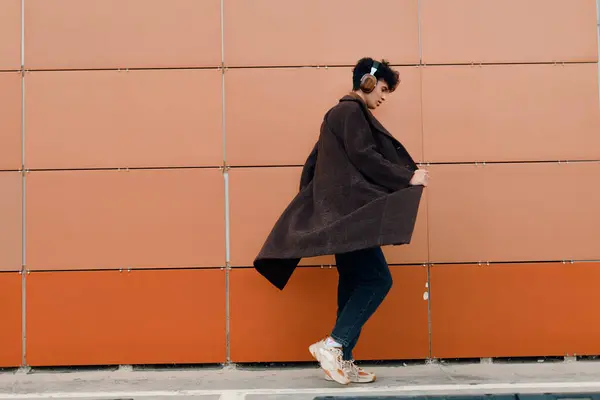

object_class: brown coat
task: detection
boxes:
[254,93,424,290]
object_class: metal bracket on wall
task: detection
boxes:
[220,161,230,173]
[319,264,335,269]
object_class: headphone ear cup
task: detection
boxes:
[360,74,377,93]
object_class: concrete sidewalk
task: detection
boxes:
[2,360,600,400]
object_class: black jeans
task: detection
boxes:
[330,246,393,361]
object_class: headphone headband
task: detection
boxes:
[370,60,380,76]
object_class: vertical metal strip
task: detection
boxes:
[597,0,600,103]
[20,164,26,368]
[220,0,232,364]
[21,173,27,368]
[220,0,225,66]
[21,71,27,367]
[220,0,227,163]
[224,171,231,265]
[225,269,231,365]
[416,0,432,357]
[20,0,24,70]
[20,0,25,169]
[417,0,423,65]
[224,171,231,363]
[426,265,432,360]
[221,72,227,163]
[20,78,26,368]
[424,194,432,361]
[220,0,229,265]
[418,0,432,363]
[20,242,26,367]
[20,0,27,368]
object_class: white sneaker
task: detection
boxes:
[324,360,377,383]
[308,339,350,385]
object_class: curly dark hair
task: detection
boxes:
[352,57,400,92]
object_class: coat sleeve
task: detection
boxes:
[299,141,318,191]
[341,105,415,191]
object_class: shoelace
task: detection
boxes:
[341,360,357,376]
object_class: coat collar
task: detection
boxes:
[339,93,395,140]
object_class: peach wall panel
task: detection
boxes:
[0,273,22,367]
[26,269,225,366]
[428,163,600,263]
[0,72,22,170]
[225,66,422,166]
[24,0,221,69]
[224,0,419,67]
[229,167,428,267]
[230,266,428,362]
[25,69,222,169]
[0,0,21,70]
[421,0,599,64]
[26,169,225,270]
[0,172,22,272]
[422,64,600,162]
[431,263,600,358]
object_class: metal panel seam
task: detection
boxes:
[596,0,600,102]
[20,0,24,69]
[220,0,227,163]
[418,0,423,64]
[426,264,432,359]
[20,172,26,367]
[220,0,232,365]
[20,0,26,366]
[224,171,231,363]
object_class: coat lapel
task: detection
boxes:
[339,93,417,168]
[339,93,400,143]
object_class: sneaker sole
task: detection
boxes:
[308,344,350,385]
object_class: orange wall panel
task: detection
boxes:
[229,167,428,267]
[0,0,21,70]
[223,0,419,67]
[0,72,21,170]
[225,66,422,166]
[428,163,600,263]
[431,263,600,358]
[26,169,225,270]
[26,269,225,366]
[230,266,428,362]
[423,64,600,162]
[24,0,221,70]
[25,69,222,169]
[0,172,22,272]
[421,0,599,64]
[0,273,22,367]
